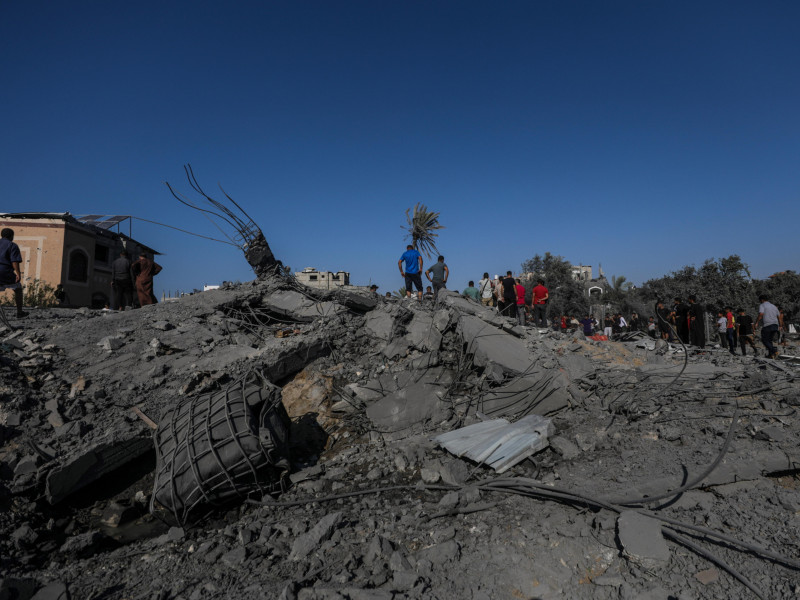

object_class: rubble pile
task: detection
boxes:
[1,276,799,599]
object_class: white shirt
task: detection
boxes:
[478,278,493,299]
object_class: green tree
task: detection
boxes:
[520,253,588,318]
[755,270,800,321]
[639,255,755,314]
[402,203,444,258]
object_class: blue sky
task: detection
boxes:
[2,1,798,297]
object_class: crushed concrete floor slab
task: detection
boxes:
[0,275,799,599]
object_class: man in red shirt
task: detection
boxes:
[514,278,527,326]
[531,279,549,328]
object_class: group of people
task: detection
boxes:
[711,299,786,359]
[577,296,788,359]
[110,250,163,310]
[396,246,550,328]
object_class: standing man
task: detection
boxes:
[501,271,516,318]
[531,279,549,328]
[672,298,690,344]
[425,255,449,302]
[687,295,706,348]
[514,278,527,326]
[603,314,614,338]
[656,300,671,340]
[110,250,134,310]
[398,244,423,301]
[131,252,162,307]
[754,295,783,359]
[478,272,494,307]
[0,228,27,318]
[736,308,758,356]
[463,281,480,302]
[724,306,737,355]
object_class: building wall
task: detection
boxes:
[0,218,66,304]
[0,217,132,308]
[295,269,350,290]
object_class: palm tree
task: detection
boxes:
[403,203,444,258]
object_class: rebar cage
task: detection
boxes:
[150,377,291,526]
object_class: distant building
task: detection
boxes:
[570,265,593,281]
[0,212,159,309]
[294,267,350,290]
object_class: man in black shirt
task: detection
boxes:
[736,308,758,356]
[111,250,134,310]
[672,298,690,344]
[500,271,516,319]
[688,295,706,348]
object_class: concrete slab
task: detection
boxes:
[617,511,670,566]
[457,315,533,375]
[366,382,443,432]
[262,289,343,322]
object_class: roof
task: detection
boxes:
[0,212,160,255]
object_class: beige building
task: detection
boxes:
[0,212,159,309]
[294,267,350,290]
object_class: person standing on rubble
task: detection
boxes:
[672,298,690,344]
[501,271,516,319]
[131,252,162,307]
[531,279,549,328]
[0,228,27,318]
[463,281,480,301]
[425,255,449,302]
[736,308,758,356]
[754,294,783,359]
[656,300,671,340]
[514,278,527,326]
[110,250,134,310]
[725,306,737,355]
[398,244,423,301]
[688,295,706,348]
[478,272,493,307]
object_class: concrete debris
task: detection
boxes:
[1,274,799,599]
[617,511,670,567]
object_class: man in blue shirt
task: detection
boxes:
[0,228,27,318]
[398,244,423,300]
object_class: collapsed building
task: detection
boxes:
[0,271,799,600]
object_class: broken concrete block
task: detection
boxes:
[549,436,581,460]
[98,336,124,351]
[404,312,442,352]
[0,578,38,600]
[30,582,69,600]
[13,455,41,477]
[695,568,719,585]
[262,289,343,322]
[289,512,343,561]
[12,524,38,550]
[457,315,532,375]
[59,530,107,557]
[365,382,442,433]
[364,309,393,341]
[46,437,153,504]
[617,511,670,567]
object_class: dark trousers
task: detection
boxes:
[726,328,736,354]
[761,324,779,356]
[432,281,446,302]
[112,279,134,310]
[740,335,757,356]
[533,304,547,327]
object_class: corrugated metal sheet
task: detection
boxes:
[434,414,552,474]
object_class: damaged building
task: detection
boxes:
[0,272,799,600]
[0,212,159,309]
